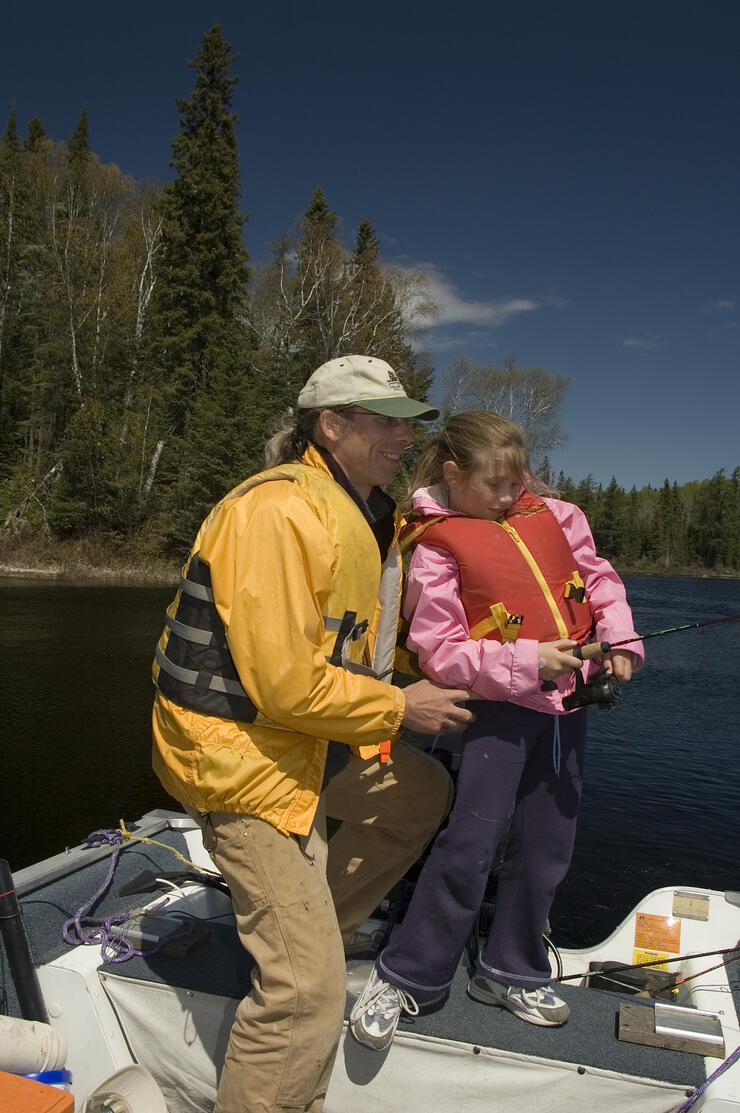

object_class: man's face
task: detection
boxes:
[327,410,414,496]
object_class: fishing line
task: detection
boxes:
[611,613,740,649]
[557,944,740,983]
[575,614,740,659]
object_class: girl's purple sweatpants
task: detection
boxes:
[378,700,587,1001]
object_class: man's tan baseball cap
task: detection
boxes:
[297,355,439,420]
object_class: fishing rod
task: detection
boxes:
[573,614,740,661]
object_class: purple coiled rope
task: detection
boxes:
[62,828,193,963]
[671,1042,740,1112]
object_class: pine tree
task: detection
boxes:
[292,186,344,370]
[554,471,577,501]
[350,218,426,380]
[688,469,739,572]
[25,117,47,153]
[621,487,646,566]
[354,218,379,264]
[573,474,599,521]
[2,105,20,153]
[591,477,627,559]
[727,467,740,571]
[652,479,687,570]
[68,106,90,163]
[144,25,254,549]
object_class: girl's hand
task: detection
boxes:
[604,649,639,682]
[537,639,583,682]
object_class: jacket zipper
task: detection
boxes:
[498,521,569,638]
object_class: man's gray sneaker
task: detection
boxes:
[467,974,570,1026]
[349,966,419,1050]
[344,930,381,955]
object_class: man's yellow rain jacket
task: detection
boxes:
[152,446,406,836]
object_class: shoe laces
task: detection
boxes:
[521,985,560,1007]
[356,972,420,1022]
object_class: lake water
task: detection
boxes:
[2,573,739,946]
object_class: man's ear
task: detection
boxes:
[316,409,344,450]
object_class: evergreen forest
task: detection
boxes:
[0,27,737,580]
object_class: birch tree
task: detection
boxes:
[443,355,570,463]
[247,194,437,428]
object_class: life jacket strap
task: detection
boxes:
[398,514,446,555]
[155,645,256,706]
[327,611,369,667]
[165,611,227,648]
[179,574,214,602]
[469,602,524,642]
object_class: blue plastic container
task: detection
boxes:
[23,1068,73,1091]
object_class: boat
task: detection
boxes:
[2,804,739,1112]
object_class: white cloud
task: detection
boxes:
[402,262,559,329]
[621,335,668,351]
[412,330,490,353]
[702,299,735,313]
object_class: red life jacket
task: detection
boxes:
[416,493,594,644]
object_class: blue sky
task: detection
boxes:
[2,1,739,490]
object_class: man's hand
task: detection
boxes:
[402,679,474,735]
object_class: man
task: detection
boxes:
[151,354,473,1113]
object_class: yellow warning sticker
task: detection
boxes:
[634,912,681,953]
[633,948,671,971]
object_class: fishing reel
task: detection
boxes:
[562,669,621,711]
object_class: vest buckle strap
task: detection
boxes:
[155,645,257,715]
[179,574,214,602]
[564,570,586,603]
[469,602,523,642]
[165,612,218,647]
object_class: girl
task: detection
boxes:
[350,410,643,1048]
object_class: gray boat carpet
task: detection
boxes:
[1,826,721,1089]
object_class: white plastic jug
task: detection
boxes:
[0,1013,67,1075]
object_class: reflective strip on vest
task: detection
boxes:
[155,554,259,721]
[178,575,214,602]
[155,644,251,700]
[165,611,218,647]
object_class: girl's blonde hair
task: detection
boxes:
[408,410,553,499]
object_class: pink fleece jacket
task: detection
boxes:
[404,485,644,714]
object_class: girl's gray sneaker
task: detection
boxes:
[349,966,420,1050]
[467,974,570,1026]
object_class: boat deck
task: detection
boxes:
[6,820,732,1094]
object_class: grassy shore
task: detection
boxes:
[1,536,737,585]
[0,537,180,585]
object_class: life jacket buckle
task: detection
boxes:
[503,613,524,641]
[469,602,523,642]
[564,571,586,604]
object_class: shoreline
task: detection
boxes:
[1,559,738,586]
[0,560,178,587]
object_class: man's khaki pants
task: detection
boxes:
[197,741,452,1113]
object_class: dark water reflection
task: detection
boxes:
[2,580,174,871]
[2,574,739,945]
[553,574,740,944]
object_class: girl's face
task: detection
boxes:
[442,453,522,520]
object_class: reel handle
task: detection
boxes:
[573,641,611,661]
